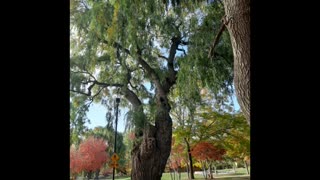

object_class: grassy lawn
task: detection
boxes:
[76,168,250,180]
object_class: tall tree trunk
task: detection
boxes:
[223,0,250,125]
[186,162,190,179]
[131,95,173,180]
[170,168,174,180]
[201,161,206,179]
[129,35,177,180]
[87,171,92,180]
[94,169,100,179]
[184,138,195,179]
[209,163,213,179]
[244,160,250,174]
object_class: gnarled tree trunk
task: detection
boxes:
[131,95,172,180]
[223,0,250,125]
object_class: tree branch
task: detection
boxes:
[177,48,187,56]
[208,15,229,59]
[136,47,165,95]
[157,54,169,61]
[162,36,180,93]
[70,89,91,96]
[90,87,104,101]
[80,0,89,10]
[71,80,123,98]
[123,87,142,108]
[100,38,131,56]
[180,40,189,45]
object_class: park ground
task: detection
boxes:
[76,168,250,180]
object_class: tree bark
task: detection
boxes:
[223,0,250,125]
[130,95,173,180]
[184,138,195,179]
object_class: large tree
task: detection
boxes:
[70,1,237,179]
[222,0,250,124]
[71,1,182,179]
[165,0,250,123]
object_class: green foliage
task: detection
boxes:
[70,98,91,146]
[70,0,240,156]
[84,126,128,167]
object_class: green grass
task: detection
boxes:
[76,168,250,180]
[160,170,250,180]
[107,173,249,180]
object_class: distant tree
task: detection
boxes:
[167,139,185,180]
[191,142,225,179]
[76,137,109,180]
[70,145,82,180]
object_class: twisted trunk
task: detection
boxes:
[131,94,173,180]
[223,0,250,125]
[127,35,178,180]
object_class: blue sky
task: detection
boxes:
[86,103,127,132]
[86,94,240,132]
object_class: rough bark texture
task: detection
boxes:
[223,0,250,125]
[131,96,172,180]
[129,36,178,180]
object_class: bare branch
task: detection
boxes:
[94,81,123,87]
[80,0,89,10]
[136,47,164,95]
[180,40,189,45]
[208,15,229,59]
[129,81,138,90]
[157,54,169,61]
[70,89,91,96]
[90,87,104,101]
[177,48,187,56]
[71,69,97,82]
[123,88,142,108]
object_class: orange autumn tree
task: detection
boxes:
[70,137,109,180]
[70,145,83,180]
[167,138,185,180]
[191,142,225,179]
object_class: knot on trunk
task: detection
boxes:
[141,137,156,158]
[140,125,157,158]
